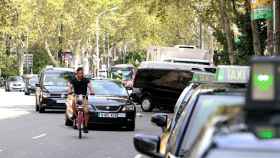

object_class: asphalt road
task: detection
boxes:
[0,89,162,158]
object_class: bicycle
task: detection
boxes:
[75,94,87,139]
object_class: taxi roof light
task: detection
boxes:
[215,65,250,84]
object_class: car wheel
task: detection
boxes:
[126,122,135,131]
[65,114,72,126]
[38,101,45,113]
[141,96,154,112]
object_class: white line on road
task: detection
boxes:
[32,133,47,140]
[0,149,3,152]
[134,154,143,158]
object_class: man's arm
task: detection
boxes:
[68,81,73,94]
[87,80,94,95]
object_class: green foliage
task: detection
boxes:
[29,46,51,74]
[124,51,146,67]
[0,47,18,77]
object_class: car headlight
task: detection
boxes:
[42,91,50,98]
[122,104,135,112]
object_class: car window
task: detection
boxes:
[180,94,244,153]
[92,80,128,96]
[111,68,133,80]
[166,92,198,154]
[43,72,72,86]
[171,85,194,129]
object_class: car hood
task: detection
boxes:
[44,86,68,93]
[10,81,25,85]
[88,96,129,106]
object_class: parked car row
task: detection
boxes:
[134,57,280,158]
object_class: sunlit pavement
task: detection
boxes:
[0,88,161,158]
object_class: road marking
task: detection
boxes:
[32,133,47,140]
[0,149,3,152]
[134,154,143,158]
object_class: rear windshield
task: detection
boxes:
[134,69,192,90]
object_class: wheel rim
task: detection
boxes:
[142,98,151,110]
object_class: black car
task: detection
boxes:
[35,67,74,113]
[24,75,38,95]
[132,61,215,112]
[65,79,136,131]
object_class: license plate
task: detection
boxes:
[56,100,66,104]
[98,113,126,118]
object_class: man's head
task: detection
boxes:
[76,67,84,80]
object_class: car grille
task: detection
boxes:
[50,93,66,98]
[95,105,121,112]
[13,84,22,86]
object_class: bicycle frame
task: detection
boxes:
[75,94,86,139]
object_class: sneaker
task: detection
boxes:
[83,127,89,133]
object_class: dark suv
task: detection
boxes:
[132,61,214,112]
[35,67,74,113]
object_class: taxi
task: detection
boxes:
[151,71,215,154]
[188,57,280,158]
[134,65,250,158]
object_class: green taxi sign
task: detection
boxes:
[191,71,215,83]
[215,65,250,84]
[256,127,276,139]
[251,63,275,101]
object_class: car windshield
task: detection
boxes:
[180,94,244,153]
[92,80,128,97]
[43,72,70,86]
[10,76,23,81]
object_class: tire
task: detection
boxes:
[35,104,39,112]
[25,90,30,95]
[79,128,82,139]
[65,114,72,126]
[141,96,154,112]
[38,102,45,113]
[127,122,135,131]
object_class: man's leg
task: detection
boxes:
[83,98,89,133]
[71,96,77,119]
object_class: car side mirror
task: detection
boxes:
[134,134,163,158]
[151,113,168,130]
[35,83,40,87]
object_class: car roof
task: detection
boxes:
[164,58,210,63]
[44,67,74,72]
[111,64,134,68]
[138,61,213,71]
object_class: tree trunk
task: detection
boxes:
[219,0,235,64]
[44,41,59,67]
[266,19,273,55]
[251,20,262,55]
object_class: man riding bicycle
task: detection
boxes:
[68,67,94,133]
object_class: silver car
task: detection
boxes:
[5,76,25,92]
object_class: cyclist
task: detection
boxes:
[68,67,94,133]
